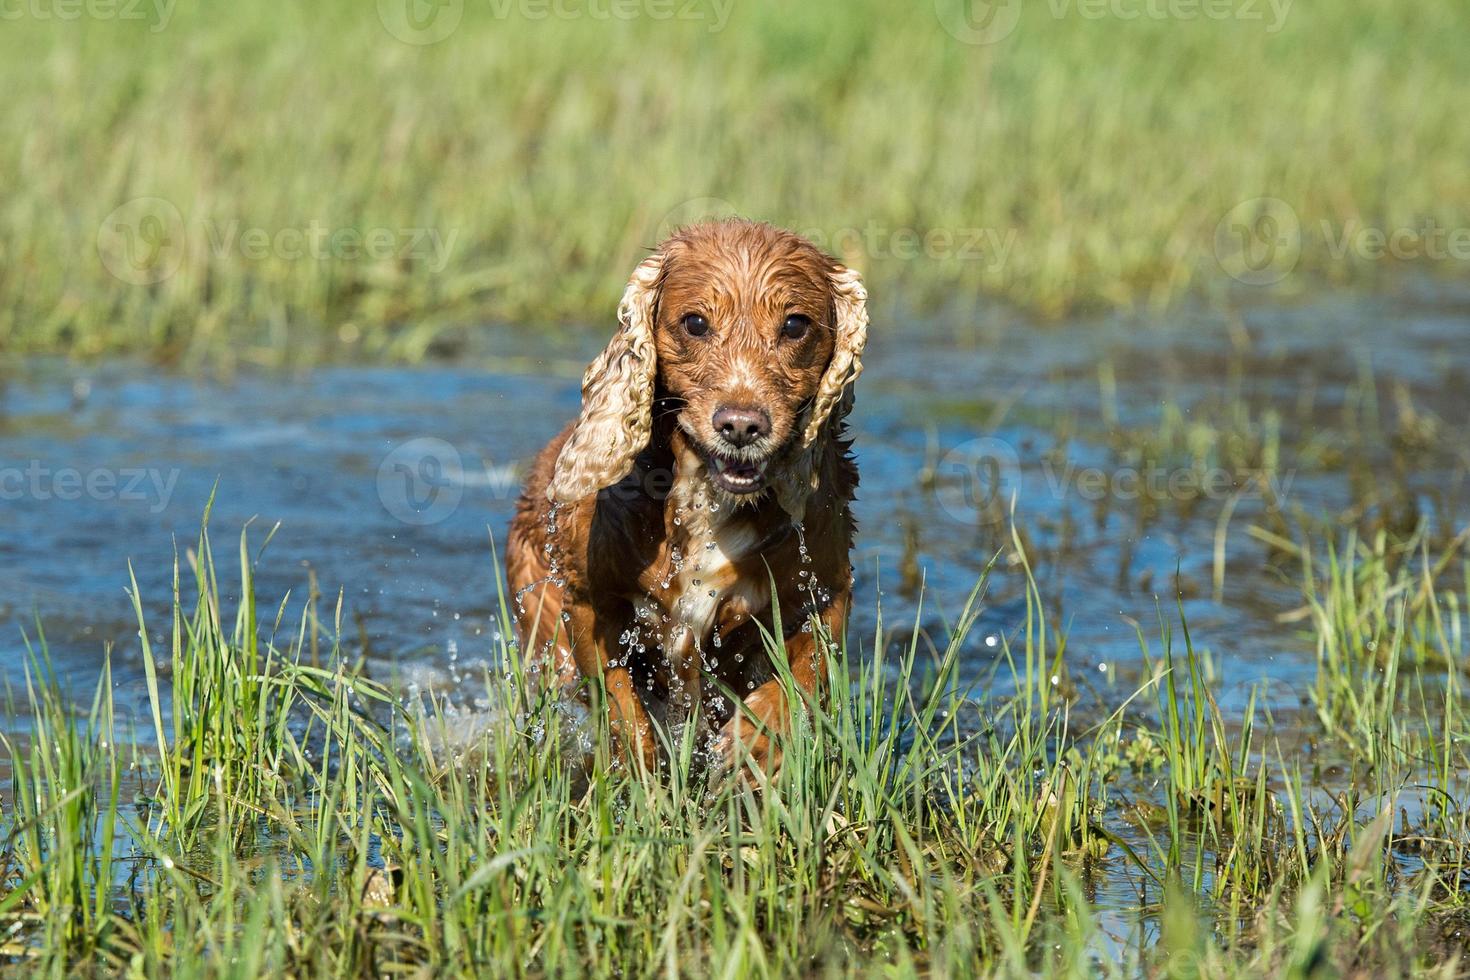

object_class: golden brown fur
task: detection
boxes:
[507,220,867,776]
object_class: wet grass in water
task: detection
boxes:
[2,507,1469,976]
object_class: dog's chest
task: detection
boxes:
[631,454,783,659]
[630,507,771,659]
[670,518,766,640]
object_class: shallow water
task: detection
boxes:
[10,291,1464,696]
[2,281,1468,942]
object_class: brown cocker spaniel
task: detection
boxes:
[507,219,867,776]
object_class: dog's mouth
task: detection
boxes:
[703,450,769,495]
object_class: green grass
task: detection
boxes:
[2,0,1468,364]
[3,508,1469,976]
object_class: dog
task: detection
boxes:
[507,219,867,776]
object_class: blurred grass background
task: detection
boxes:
[1,0,1466,364]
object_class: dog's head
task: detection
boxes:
[548,220,867,505]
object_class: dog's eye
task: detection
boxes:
[681,313,710,337]
[781,314,811,340]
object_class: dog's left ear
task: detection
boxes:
[800,264,868,447]
[547,252,664,503]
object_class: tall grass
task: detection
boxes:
[1,0,1467,363]
[3,509,1469,975]
[1,517,1100,974]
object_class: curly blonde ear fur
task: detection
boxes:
[547,254,663,503]
[774,264,868,519]
[800,264,868,448]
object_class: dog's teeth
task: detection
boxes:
[705,450,768,493]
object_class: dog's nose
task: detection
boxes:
[712,406,771,447]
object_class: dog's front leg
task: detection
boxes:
[713,588,849,778]
[565,597,658,772]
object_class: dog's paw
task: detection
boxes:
[709,717,781,784]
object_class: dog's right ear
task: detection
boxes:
[547,253,664,503]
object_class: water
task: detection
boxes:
[3,285,1467,716]
[2,281,1468,937]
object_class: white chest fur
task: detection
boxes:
[661,454,771,650]
[672,519,760,639]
